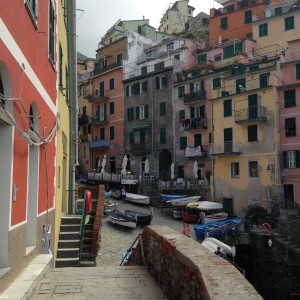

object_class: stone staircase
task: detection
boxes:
[55,215,81,268]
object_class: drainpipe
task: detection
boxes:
[212,99,216,202]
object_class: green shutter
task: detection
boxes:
[156,76,160,89]
[136,107,140,120]
[213,77,221,89]
[179,110,185,122]
[130,132,134,144]
[296,63,300,80]
[180,137,187,149]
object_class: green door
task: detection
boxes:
[223,198,233,216]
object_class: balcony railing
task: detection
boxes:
[130,143,151,155]
[211,142,241,156]
[93,61,122,76]
[235,106,267,124]
[91,116,108,125]
[182,117,207,130]
[88,93,109,103]
[185,145,208,158]
[90,139,109,150]
[183,91,206,103]
[78,114,89,125]
[79,134,89,143]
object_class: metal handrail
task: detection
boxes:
[79,190,88,262]
[120,233,142,266]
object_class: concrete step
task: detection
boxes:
[57,248,79,259]
[60,224,81,232]
[55,257,79,268]
[61,215,81,225]
[59,231,80,240]
[58,239,80,249]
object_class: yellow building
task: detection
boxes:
[210,39,281,217]
[53,0,75,265]
[158,0,194,34]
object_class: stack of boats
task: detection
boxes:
[161,194,229,225]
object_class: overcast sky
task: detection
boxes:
[76,0,221,58]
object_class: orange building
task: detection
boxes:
[209,0,277,47]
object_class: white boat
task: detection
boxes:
[201,237,232,256]
[125,192,150,205]
[172,209,183,219]
[169,195,201,207]
[197,201,223,211]
[204,212,228,224]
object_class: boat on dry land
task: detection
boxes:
[125,192,150,205]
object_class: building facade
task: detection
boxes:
[0,0,58,291]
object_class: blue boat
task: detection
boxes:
[194,217,241,240]
[160,194,187,202]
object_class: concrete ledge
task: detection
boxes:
[129,226,263,300]
[0,254,52,300]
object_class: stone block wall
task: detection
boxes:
[128,226,262,300]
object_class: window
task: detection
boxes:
[285,118,296,137]
[194,133,202,147]
[180,137,187,149]
[100,128,105,140]
[179,110,185,122]
[161,76,168,88]
[275,7,282,16]
[259,23,268,37]
[249,64,259,72]
[160,102,166,116]
[59,44,63,87]
[109,78,114,90]
[125,86,130,97]
[236,78,246,93]
[248,125,258,142]
[283,150,300,168]
[245,10,252,24]
[199,53,207,63]
[174,54,180,60]
[131,82,140,95]
[223,99,232,117]
[260,73,269,88]
[100,81,105,97]
[117,53,123,64]
[249,161,258,177]
[110,126,115,140]
[154,62,164,71]
[49,1,55,63]
[102,58,107,68]
[167,43,174,51]
[141,66,147,75]
[224,43,242,58]
[109,102,114,115]
[213,77,221,89]
[220,17,228,30]
[231,162,240,178]
[285,16,294,31]
[178,86,185,98]
[296,64,300,80]
[142,80,148,93]
[160,128,166,144]
[130,132,134,144]
[284,89,296,108]
[140,130,146,143]
[127,107,134,121]
[82,106,86,115]
[25,0,37,21]
[138,25,142,34]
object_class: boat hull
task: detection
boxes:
[170,195,201,207]
[126,193,150,205]
[194,217,241,239]
[204,212,228,224]
[160,194,187,202]
[107,211,137,229]
[124,209,152,226]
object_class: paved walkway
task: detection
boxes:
[27,199,196,299]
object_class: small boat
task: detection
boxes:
[172,209,183,219]
[103,200,118,215]
[197,201,223,211]
[201,237,232,256]
[107,210,136,229]
[112,189,121,199]
[194,217,241,240]
[187,202,202,209]
[204,212,228,224]
[124,209,153,226]
[160,194,187,202]
[182,210,201,223]
[125,192,150,205]
[169,195,201,207]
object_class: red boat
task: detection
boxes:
[182,209,201,224]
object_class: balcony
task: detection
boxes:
[78,114,89,125]
[88,93,109,103]
[182,117,207,131]
[93,61,122,76]
[90,139,109,150]
[91,116,108,125]
[79,134,89,143]
[183,91,206,104]
[130,143,151,155]
[235,106,267,124]
[211,142,241,156]
[185,145,208,158]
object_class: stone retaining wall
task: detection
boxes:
[128,226,262,300]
